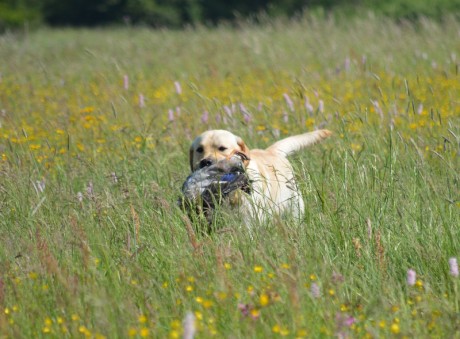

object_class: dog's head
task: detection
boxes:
[189,130,250,171]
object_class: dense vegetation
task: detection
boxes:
[0,13,459,339]
[1,0,460,31]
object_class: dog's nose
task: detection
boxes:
[199,159,213,169]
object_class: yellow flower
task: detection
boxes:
[128,328,137,336]
[140,328,150,337]
[272,324,280,333]
[378,320,386,328]
[224,263,232,270]
[71,314,80,321]
[185,285,193,292]
[44,317,53,326]
[138,315,147,323]
[259,294,269,307]
[328,289,335,296]
[29,144,41,150]
[390,323,400,334]
[194,311,203,321]
[203,300,213,308]
[195,296,203,304]
[4,308,10,315]
[281,263,290,269]
[254,266,263,273]
[42,326,51,334]
[250,309,260,318]
[309,274,317,281]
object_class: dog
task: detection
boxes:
[189,129,332,222]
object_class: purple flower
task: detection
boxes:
[139,94,145,108]
[283,111,288,123]
[238,303,250,317]
[310,283,320,298]
[123,75,129,90]
[168,109,174,122]
[201,111,209,124]
[174,81,182,95]
[283,93,295,112]
[318,100,324,113]
[407,269,416,286]
[305,97,314,114]
[344,57,351,72]
[449,258,459,277]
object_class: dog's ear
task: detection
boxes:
[236,137,250,165]
[189,147,194,172]
[237,137,249,154]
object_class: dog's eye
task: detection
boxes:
[218,146,227,151]
[196,146,204,153]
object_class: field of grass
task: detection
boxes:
[0,14,459,338]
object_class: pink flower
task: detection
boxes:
[168,109,174,121]
[174,81,182,95]
[283,93,294,112]
[238,303,250,317]
[123,75,129,90]
[318,100,324,113]
[139,94,145,108]
[201,111,209,124]
[304,97,314,114]
[449,258,459,277]
[407,269,416,286]
[310,283,320,298]
[283,111,288,123]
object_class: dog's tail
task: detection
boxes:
[266,129,332,157]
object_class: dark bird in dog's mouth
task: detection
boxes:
[179,152,251,224]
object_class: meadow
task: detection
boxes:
[0,14,459,338]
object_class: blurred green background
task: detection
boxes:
[1,0,459,31]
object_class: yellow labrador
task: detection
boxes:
[189,129,331,222]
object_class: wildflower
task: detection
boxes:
[390,323,400,334]
[183,311,196,339]
[304,97,314,113]
[123,75,129,90]
[449,258,459,277]
[168,109,174,122]
[407,269,416,286]
[259,293,269,307]
[250,308,260,319]
[254,266,263,273]
[224,263,231,270]
[128,328,137,337]
[344,57,351,72]
[332,271,344,284]
[174,81,182,95]
[310,283,320,298]
[238,303,250,317]
[77,192,83,202]
[283,93,295,112]
[201,111,209,124]
[139,94,145,108]
[318,100,324,113]
[138,315,147,324]
[139,328,149,337]
[283,111,288,123]
[417,103,423,115]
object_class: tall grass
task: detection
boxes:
[0,14,459,337]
